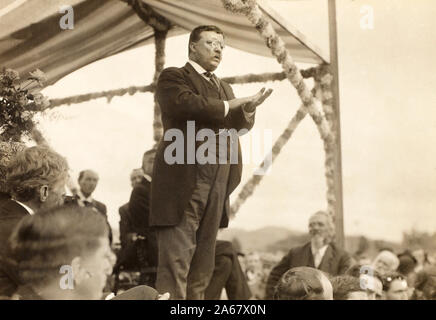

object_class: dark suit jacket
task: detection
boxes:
[71,196,107,217]
[0,199,29,256]
[70,196,111,244]
[0,192,10,205]
[151,62,254,228]
[129,177,151,235]
[92,199,107,217]
[0,199,30,297]
[265,242,353,299]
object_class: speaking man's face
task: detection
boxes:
[191,31,224,72]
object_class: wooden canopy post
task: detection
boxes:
[127,0,172,145]
[328,0,345,248]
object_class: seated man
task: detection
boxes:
[7,205,168,300]
[0,145,69,297]
[204,240,251,300]
[265,211,353,299]
[273,267,333,300]
[331,275,368,300]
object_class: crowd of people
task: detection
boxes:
[0,25,435,301]
[0,144,435,300]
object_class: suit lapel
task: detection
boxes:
[0,199,30,218]
[303,242,315,268]
[319,245,334,272]
[184,62,207,94]
[220,80,234,100]
[184,63,234,100]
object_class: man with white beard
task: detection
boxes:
[265,211,353,299]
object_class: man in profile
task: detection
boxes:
[0,145,69,297]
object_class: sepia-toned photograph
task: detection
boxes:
[0,0,435,304]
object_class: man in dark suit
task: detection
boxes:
[151,25,272,299]
[265,211,353,299]
[118,168,144,248]
[76,169,107,216]
[74,169,113,245]
[0,145,69,297]
[115,168,146,275]
[128,150,158,287]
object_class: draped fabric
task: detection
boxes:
[0,0,327,87]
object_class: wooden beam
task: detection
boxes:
[328,0,345,248]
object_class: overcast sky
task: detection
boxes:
[38,0,436,242]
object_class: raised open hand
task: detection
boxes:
[243,87,273,113]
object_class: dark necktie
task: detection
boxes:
[203,72,220,89]
[83,200,92,207]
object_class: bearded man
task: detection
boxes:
[265,211,353,299]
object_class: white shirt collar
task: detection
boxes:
[14,200,35,215]
[188,60,209,75]
[77,190,93,203]
[311,243,329,258]
[188,59,213,77]
[143,174,152,183]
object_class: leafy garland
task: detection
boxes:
[0,141,25,194]
[230,70,335,217]
[221,0,332,143]
[230,98,311,216]
[47,70,318,109]
[221,0,337,218]
[0,68,49,142]
[49,84,156,108]
[152,29,168,144]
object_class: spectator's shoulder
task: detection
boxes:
[289,242,310,256]
[330,243,351,259]
[95,199,106,208]
[119,203,129,215]
[132,181,148,194]
[93,200,107,214]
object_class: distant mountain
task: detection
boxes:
[113,224,404,259]
[218,226,304,252]
[218,226,403,258]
